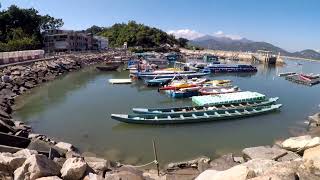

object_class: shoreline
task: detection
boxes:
[0,52,319,179]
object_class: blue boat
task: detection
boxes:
[166,87,200,98]
[139,72,210,79]
[111,104,282,125]
[144,78,172,86]
[203,64,257,73]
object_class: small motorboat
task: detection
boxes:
[96,64,120,71]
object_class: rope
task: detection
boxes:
[129,160,158,168]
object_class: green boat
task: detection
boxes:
[111,104,282,125]
[132,97,279,115]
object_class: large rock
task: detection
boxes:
[82,173,104,180]
[167,156,210,169]
[60,157,88,180]
[209,153,239,171]
[302,145,320,176]
[105,171,144,180]
[84,156,110,175]
[241,159,278,176]
[282,135,320,152]
[256,161,301,180]
[277,151,301,162]
[14,154,60,180]
[0,152,26,173]
[35,176,62,180]
[13,149,38,158]
[242,146,288,160]
[196,165,255,180]
[54,142,75,152]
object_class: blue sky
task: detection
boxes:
[1,0,320,52]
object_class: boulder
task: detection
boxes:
[309,113,320,126]
[196,165,255,180]
[84,156,110,175]
[277,151,301,162]
[60,157,88,180]
[105,171,144,180]
[241,159,278,176]
[209,153,239,171]
[0,171,13,180]
[257,161,300,180]
[24,81,36,89]
[35,176,62,180]
[54,142,75,152]
[14,154,60,180]
[282,135,320,152]
[167,156,210,169]
[13,149,38,158]
[0,152,26,173]
[82,173,104,180]
[242,146,288,160]
[302,145,320,176]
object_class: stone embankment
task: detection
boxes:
[0,51,319,179]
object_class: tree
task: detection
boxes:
[99,21,179,48]
[85,25,103,35]
[178,38,189,48]
[0,5,64,51]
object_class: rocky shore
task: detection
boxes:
[0,51,320,179]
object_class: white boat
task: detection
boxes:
[109,79,132,84]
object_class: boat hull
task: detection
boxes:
[132,97,279,115]
[111,104,282,125]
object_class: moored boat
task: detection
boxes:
[132,97,279,114]
[96,65,120,71]
[139,72,209,79]
[111,104,282,125]
[166,86,201,98]
[192,91,266,106]
[199,86,240,95]
[203,64,257,73]
[144,78,172,86]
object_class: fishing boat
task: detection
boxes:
[96,64,120,71]
[109,79,132,84]
[159,78,208,90]
[111,104,282,125]
[203,64,257,73]
[139,72,209,79]
[204,80,232,86]
[192,91,266,106]
[166,86,201,98]
[278,72,296,77]
[144,78,172,86]
[133,97,279,114]
[199,86,240,95]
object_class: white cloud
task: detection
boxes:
[214,30,243,40]
[167,29,203,40]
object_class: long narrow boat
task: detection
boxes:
[139,72,209,79]
[111,104,282,125]
[159,78,208,90]
[166,86,201,98]
[132,97,279,114]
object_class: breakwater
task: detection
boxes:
[0,52,320,179]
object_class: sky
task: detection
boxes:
[1,0,320,52]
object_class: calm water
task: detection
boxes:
[13,59,320,166]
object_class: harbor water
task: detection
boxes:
[13,58,320,166]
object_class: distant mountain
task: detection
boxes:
[291,49,320,60]
[189,35,320,60]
